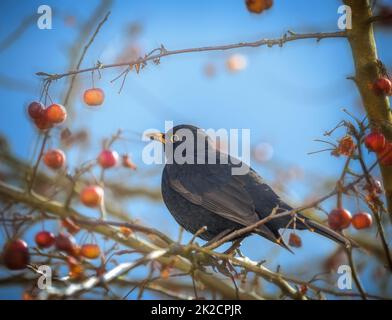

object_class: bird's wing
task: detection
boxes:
[166,163,277,239]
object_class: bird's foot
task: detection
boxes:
[223,237,244,256]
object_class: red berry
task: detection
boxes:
[55,233,77,255]
[299,284,308,295]
[364,132,386,153]
[35,231,55,248]
[80,244,101,259]
[374,180,383,193]
[2,239,30,270]
[378,142,392,166]
[27,101,45,119]
[43,149,66,169]
[328,208,352,230]
[33,116,53,130]
[352,212,373,230]
[45,104,67,124]
[373,77,392,96]
[83,88,105,106]
[98,149,119,169]
[80,185,104,207]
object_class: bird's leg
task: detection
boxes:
[202,229,234,248]
[223,237,245,256]
[213,237,245,277]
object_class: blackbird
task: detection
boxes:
[148,124,349,250]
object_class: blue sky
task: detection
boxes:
[0,0,392,299]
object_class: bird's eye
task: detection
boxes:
[170,134,180,143]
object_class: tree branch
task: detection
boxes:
[343,0,392,216]
[0,181,262,300]
[36,30,347,82]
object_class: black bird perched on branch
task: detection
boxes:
[148,124,350,251]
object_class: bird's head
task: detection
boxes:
[147,124,214,164]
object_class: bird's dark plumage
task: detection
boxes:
[155,124,349,250]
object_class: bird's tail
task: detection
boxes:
[297,216,358,248]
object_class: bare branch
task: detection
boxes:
[37,30,347,82]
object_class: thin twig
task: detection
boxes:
[62,11,111,107]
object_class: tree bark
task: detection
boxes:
[344,0,392,215]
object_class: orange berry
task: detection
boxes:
[160,267,171,279]
[122,154,137,170]
[80,244,101,259]
[80,185,104,207]
[119,226,133,237]
[22,292,34,300]
[83,88,105,106]
[336,135,356,157]
[352,212,373,230]
[45,104,67,124]
[226,54,247,72]
[245,0,273,14]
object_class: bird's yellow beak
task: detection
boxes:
[146,132,166,144]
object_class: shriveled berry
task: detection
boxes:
[288,233,302,248]
[66,256,84,279]
[122,154,137,170]
[61,217,80,234]
[226,54,247,72]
